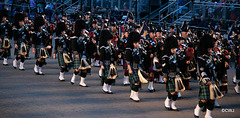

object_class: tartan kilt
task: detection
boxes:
[73,57,81,69]
[57,52,67,67]
[102,64,110,79]
[35,48,49,59]
[199,81,210,100]
[129,69,141,91]
[166,77,176,92]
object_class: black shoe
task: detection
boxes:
[159,82,165,84]
[165,107,171,111]
[13,67,16,69]
[103,90,108,93]
[3,64,8,66]
[124,84,130,86]
[19,69,25,71]
[148,89,155,92]
[38,73,44,75]
[58,79,65,81]
[171,108,179,111]
[215,105,222,108]
[70,82,74,85]
[79,84,88,87]
[194,114,199,118]
[178,97,183,100]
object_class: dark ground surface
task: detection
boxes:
[0,40,239,118]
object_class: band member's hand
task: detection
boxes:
[32,48,35,54]
[15,44,18,49]
[129,69,133,74]
[118,54,121,58]
[163,77,166,83]
[150,54,153,58]
[0,38,2,42]
[207,81,211,85]
[75,54,79,59]
[92,40,96,44]
[101,65,104,70]
[53,54,56,59]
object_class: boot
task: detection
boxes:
[19,62,25,70]
[130,90,140,102]
[158,75,165,84]
[215,100,221,108]
[102,83,108,93]
[204,109,212,118]
[79,77,88,87]
[178,92,182,99]
[107,84,112,94]
[13,59,17,69]
[95,60,100,67]
[38,67,44,75]
[148,81,155,92]
[171,100,179,111]
[34,64,39,74]
[70,73,76,85]
[232,75,236,84]
[123,76,130,86]
[130,90,134,99]
[194,104,200,118]
[164,96,171,110]
[3,58,8,66]
[58,72,65,81]
[234,84,240,94]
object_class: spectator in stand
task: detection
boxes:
[198,16,207,27]
[189,16,198,26]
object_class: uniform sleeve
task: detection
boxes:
[100,47,105,65]
[54,38,59,54]
[162,56,169,77]
[12,28,18,44]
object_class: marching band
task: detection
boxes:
[1,8,240,118]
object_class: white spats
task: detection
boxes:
[171,100,178,111]
[232,75,236,84]
[178,92,182,98]
[120,59,123,66]
[194,104,201,117]
[19,62,24,70]
[79,77,87,87]
[71,73,76,84]
[205,109,212,118]
[13,59,17,68]
[38,67,43,75]
[159,75,165,83]
[3,58,8,65]
[215,100,221,108]
[102,83,108,93]
[234,84,239,94]
[59,72,65,81]
[107,85,112,94]
[130,90,140,102]
[123,76,130,85]
[95,60,100,67]
[34,64,38,73]
[148,81,155,92]
[164,97,171,109]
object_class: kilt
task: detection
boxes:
[57,52,67,67]
[129,69,141,91]
[199,81,210,100]
[35,48,49,59]
[166,77,176,92]
[73,56,81,69]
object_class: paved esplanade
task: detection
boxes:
[0,57,239,118]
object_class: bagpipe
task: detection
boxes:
[2,37,10,49]
[63,52,72,64]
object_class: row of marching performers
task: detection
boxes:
[1,10,240,118]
